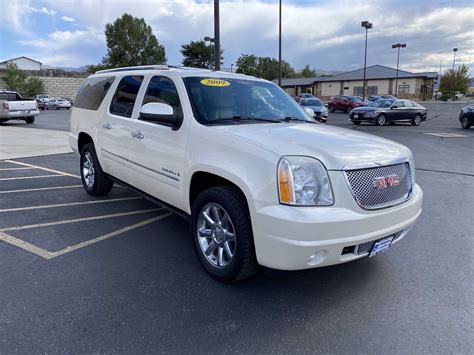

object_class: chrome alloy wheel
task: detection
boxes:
[82,151,95,189]
[414,115,422,126]
[197,203,236,268]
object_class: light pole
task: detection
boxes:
[392,43,406,97]
[230,64,234,73]
[204,36,214,70]
[278,0,282,87]
[452,47,458,70]
[214,0,220,71]
[361,21,373,100]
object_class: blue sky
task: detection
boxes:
[0,0,472,75]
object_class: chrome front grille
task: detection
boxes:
[344,162,413,210]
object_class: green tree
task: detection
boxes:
[236,54,259,76]
[180,40,223,69]
[439,64,470,97]
[1,63,44,97]
[23,77,45,97]
[235,54,295,81]
[297,64,316,78]
[100,13,166,69]
[2,62,28,93]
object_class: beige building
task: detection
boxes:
[277,65,438,100]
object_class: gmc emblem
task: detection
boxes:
[373,174,400,190]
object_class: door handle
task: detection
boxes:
[102,123,112,130]
[131,131,144,139]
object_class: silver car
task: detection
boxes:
[299,98,328,122]
[46,98,72,110]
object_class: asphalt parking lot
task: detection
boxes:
[0,103,473,353]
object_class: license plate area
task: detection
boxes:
[353,114,358,118]
[368,236,394,257]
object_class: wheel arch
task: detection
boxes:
[78,132,93,153]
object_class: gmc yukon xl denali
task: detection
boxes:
[70,65,423,282]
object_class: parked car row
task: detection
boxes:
[35,95,74,110]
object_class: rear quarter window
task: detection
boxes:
[74,76,115,111]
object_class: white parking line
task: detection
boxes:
[0,213,172,260]
[0,208,163,232]
[4,160,81,178]
[0,174,63,181]
[0,185,83,194]
[0,167,36,171]
[0,196,143,213]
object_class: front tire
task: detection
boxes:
[80,143,113,195]
[375,114,386,126]
[412,114,422,126]
[352,120,361,125]
[345,106,352,114]
[192,186,258,282]
[461,116,471,129]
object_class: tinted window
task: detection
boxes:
[142,76,182,115]
[110,76,143,118]
[0,93,18,100]
[74,76,115,111]
[402,101,414,107]
[391,100,404,108]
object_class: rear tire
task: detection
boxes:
[461,116,471,129]
[412,114,422,126]
[80,143,113,196]
[345,106,353,114]
[375,114,386,126]
[329,105,335,113]
[24,117,35,124]
[192,186,258,283]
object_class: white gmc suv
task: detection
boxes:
[70,65,423,282]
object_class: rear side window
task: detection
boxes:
[142,76,182,115]
[110,76,143,118]
[74,76,115,111]
[0,93,18,100]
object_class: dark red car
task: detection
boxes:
[328,95,367,113]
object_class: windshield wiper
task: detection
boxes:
[209,116,281,124]
[282,116,318,123]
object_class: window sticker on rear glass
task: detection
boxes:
[200,78,230,87]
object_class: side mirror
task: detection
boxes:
[139,103,182,130]
[304,108,315,117]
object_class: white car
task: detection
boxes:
[70,65,423,282]
[46,98,71,110]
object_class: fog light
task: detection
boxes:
[307,250,327,266]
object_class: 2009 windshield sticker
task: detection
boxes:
[200,78,231,87]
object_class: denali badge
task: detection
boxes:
[373,174,400,190]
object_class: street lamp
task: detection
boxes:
[361,20,373,100]
[213,0,220,71]
[452,48,458,70]
[204,36,214,70]
[392,43,406,97]
[230,63,234,73]
[278,0,282,86]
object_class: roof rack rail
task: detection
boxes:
[95,65,169,74]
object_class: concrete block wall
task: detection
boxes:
[40,77,86,98]
[0,76,87,99]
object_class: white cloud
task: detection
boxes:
[61,16,75,22]
[20,29,103,50]
[30,6,56,15]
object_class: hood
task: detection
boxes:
[352,106,376,112]
[304,105,326,112]
[212,123,409,170]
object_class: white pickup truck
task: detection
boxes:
[0,90,39,124]
[70,65,423,282]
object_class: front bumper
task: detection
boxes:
[350,111,375,122]
[252,182,423,270]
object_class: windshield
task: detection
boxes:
[183,77,313,124]
[348,96,363,102]
[368,99,394,107]
[300,98,323,107]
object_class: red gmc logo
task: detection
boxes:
[373,174,400,190]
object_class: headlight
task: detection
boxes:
[278,156,334,206]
